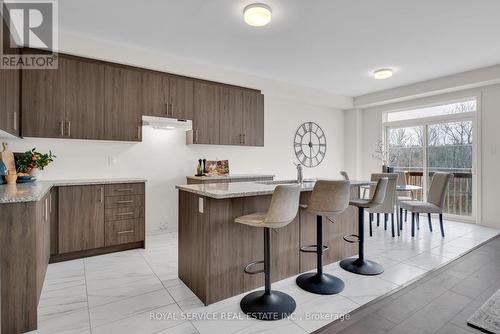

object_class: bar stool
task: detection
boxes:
[340,178,388,276]
[235,185,300,321]
[296,180,350,295]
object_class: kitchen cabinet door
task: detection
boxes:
[103,66,142,141]
[58,185,105,253]
[22,66,65,138]
[242,91,264,146]
[169,76,194,120]
[64,57,105,139]
[219,86,243,145]
[0,67,20,136]
[141,71,169,117]
[193,82,220,144]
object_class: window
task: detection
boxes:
[384,99,477,219]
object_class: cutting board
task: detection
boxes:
[0,143,16,171]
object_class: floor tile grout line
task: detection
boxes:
[137,243,184,311]
[83,258,93,334]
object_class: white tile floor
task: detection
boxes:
[28,218,498,334]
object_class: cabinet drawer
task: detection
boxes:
[105,195,144,208]
[105,219,145,246]
[105,206,144,221]
[105,183,144,196]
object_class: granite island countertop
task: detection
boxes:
[176,180,370,199]
[0,178,147,204]
[186,174,275,182]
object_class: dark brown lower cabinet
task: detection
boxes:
[0,193,50,333]
[58,185,105,253]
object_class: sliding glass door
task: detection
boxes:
[385,100,477,221]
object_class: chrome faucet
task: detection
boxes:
[293,162,303,184]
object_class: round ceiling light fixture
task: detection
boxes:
[243,3,272,27]
[373,68,393,80]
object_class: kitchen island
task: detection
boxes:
[176,180,368,305]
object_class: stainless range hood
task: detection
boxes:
[142,116,192,131]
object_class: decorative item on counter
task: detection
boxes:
[5,170,18,184]
[1,142,16,171]
[206,160,229,176]
[202,159,207,174]
[15,148,56,181]
[195,159,203,176]
[372,139,395,173]
[0,160,7,184]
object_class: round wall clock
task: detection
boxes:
[293,122,327,168]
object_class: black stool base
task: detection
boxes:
[339,258,384,276]
[240,290,296,320]
[296,272,345,295]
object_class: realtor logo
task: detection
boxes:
[1,0,58,69]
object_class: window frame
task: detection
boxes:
[382,96,479,223]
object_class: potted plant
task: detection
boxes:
[16,148,56,180]
[371,139,396,172]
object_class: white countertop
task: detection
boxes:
[0,178,147,204]
[176,180,370,199]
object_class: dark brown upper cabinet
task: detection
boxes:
[141,73,194,121]
[169,76,194,120]
[22,64,65,138]
[103,66,142,141]
[193,82,220,144]
[141,71,168,118]
[219,86,244,145]
[243,91,264,146]
[0,67,20,136]
[64,57,105,140]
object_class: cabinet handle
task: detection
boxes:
[116,200,134,204]
[99,187,104,203]
[116,212,134,216]
[66,121,71,137]
[117,230,134,235]
[195,130,199,144]
[165,104,169,116]
[115,188,134,192]
[60,120,64,136]
[13,111,17,131]
[45,198,49,221]
[170,103,174,117]
[137,125,141,140]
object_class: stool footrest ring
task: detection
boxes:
[244,260,265,275]
[343,234,360,243]
[300,245,329,253]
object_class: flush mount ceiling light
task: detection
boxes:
[243,3,272,27]
[373,68,393,80]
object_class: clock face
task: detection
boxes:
[294,122,327,168]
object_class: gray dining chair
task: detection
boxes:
[396,171,412,225]
[399,172,452,238]
[367,173,399,237]
[235,185,300,320]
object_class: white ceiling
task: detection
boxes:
[59,0,500,97]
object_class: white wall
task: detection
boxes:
[345,85,500,229]
[3,96,344,232]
